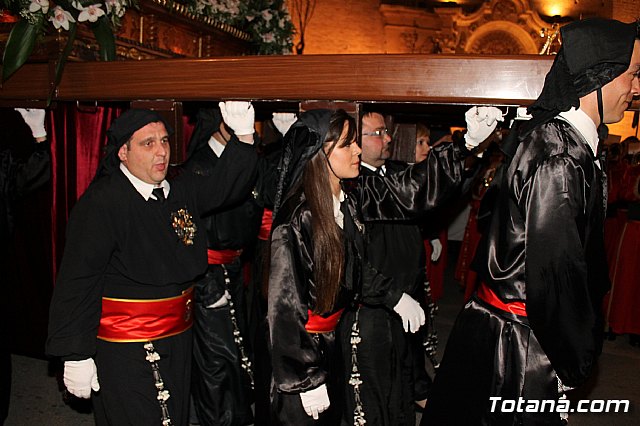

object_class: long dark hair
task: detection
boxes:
[303,110,356,314]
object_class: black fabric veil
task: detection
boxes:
[502,18,639,160]
[272,109,332,216]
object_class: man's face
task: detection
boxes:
[118,121,170,185]
[603,39,640,124]
[361,113,392,168]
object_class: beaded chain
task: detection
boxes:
[221,265,255,389]
[349,308,366,425]
[143,341,172,426]
[423,277,440,369]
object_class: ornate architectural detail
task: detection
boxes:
[381,0,559,55]
[492,0,519,22]
[468,30,527,55]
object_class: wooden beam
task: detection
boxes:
[0,54,556,106]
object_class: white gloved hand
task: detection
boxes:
[393,293,425,333]
[430,238,442,262]
[300,384,330,420]
[206,290,230,308]
[272,112,297,136]
[219,101,255,136]
[15,108,46,139]
[463,106,504,149]
[63,358,100,399]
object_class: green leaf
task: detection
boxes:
[90,16,116,61]
[2,19,40,83]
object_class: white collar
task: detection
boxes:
[208,135,226,158]
[361,161,386,175]
[120,163,171,201]
[558,107,599,157]
[333,190,345,229]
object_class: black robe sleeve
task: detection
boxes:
[46,190,114,361]
[359,142,465,222]
[15,141,50,197]
[192,139,258,215]
[267,209,328,394]
[524,154,597,387]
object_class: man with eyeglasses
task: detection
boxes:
[339,111,481,425]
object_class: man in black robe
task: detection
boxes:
[340,110,491,425]
[424,18,640,425]
[46,105,257,425]
[1,108,49,426]
[183,105,261,426]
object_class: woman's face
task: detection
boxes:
[415,134,431,163]
[327,124,361,182]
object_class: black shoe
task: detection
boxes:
[629,334,640,347]
[606,328,618,341]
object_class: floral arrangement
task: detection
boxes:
[186,0,295,55]
[0,0,295,85]
[0,0,134,89]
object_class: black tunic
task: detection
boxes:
[46,139,257,426]
[423,118,610,425]
[184,140,261,426]
[340,142,468,426]
[268,188,357,426]
[0,140,50,424]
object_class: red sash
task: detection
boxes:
[305,309,344,333]
[97,287,193,342]
[477,283,527,317]
[207,249,242,265]
[258,209,273,241]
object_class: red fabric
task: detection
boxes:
[258,208,273,241]
[604,209,627,276]
[97,287,194,342]
[604,164,640,334]
[604,220,640,334]
[455,198,484,301]
[305,309,344,333]
[207,248,242,265]
[477,283,527,317]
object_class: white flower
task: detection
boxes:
[49,6,75,30]
[261,9,272,22]
[78,4,105,22]
[72,0,83,11]
[261,32,274,43]
[29,0,49,14]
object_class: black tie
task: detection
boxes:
[152,187,165,203]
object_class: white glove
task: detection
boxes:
[430,238,442,262]
[63,358,100,399]
[218,101,255,136]
[206,290,230,308]
[463,106,504,149]
[15,108,46,139]
[300,384,330,420]
[272,112,297,136]
[393,293,425,333]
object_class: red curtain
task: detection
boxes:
[48,103,123,282]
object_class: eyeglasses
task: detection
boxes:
[362,128,389,138]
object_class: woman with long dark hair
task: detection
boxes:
[268,109,360,425]
[267,108,472,425]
